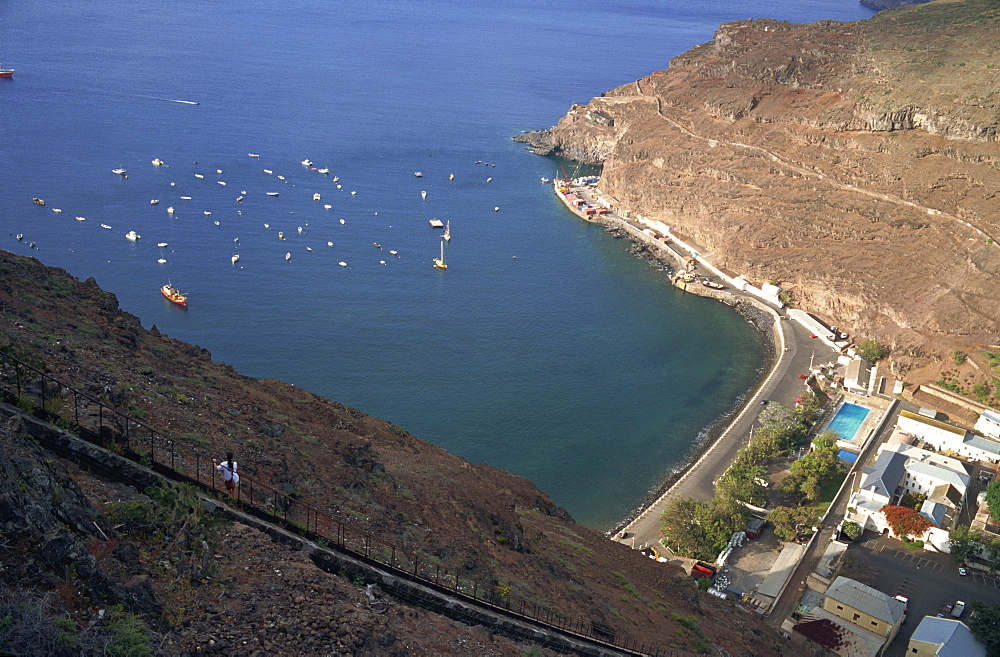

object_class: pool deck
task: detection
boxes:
[820,394,893,454]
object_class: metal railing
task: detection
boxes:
[0,350,692,657]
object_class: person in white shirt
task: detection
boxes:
[213,451,239,496]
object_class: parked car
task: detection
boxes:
[952,600,966,618]
[959,567,968,576]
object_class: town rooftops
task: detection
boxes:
[909,616,985,657]
[826,576,906,626]
[899,409,966,436]
[919,499,949,528]
[965,433,1000,456]
[906,460,970,491]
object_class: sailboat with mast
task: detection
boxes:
[433,239,447,269]
[442,220,451,242]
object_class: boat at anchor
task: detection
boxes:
[161,283,187,306]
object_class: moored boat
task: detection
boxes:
[0,67,13,78]
[433,239,447,269]
[161,283,187,306]
[428,218,443,228]
[112,168,127,176]
[32,198,45,206]
[443,220,451,242]
[125,230,140,241]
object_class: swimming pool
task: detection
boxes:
[826,402,871,442]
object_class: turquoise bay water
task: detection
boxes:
[0,0,873,529]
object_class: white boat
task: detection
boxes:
[285,252,291,261]
[216,169,222,174]
[100,224,112,230]
[194,173,204,179]
[339,219,345,225]
[388,250,397,255]
[350,191,357,195]
[301,159,312,166]
[166,207,175,214]
[414,171,423,177]
[180,196,192,200]
[112,168,126,175]
[150,199,159,205]
[313,193,321,201]
[157,242,168,247]
[263,169,273,174]
[443,220,451,242]
[125,230,140,241]
[379,260,386,265]
[266,192,279,197]
[151,158,164,166]
[217,181,226,186]
[52,208,62,213]
[157,258,167,264]
[213,221,220,226]
[332,176,339,183]
[204,211,212,216]
[306,247,312,251]
[277,232,284,240]
[338,261,347,267]
[318,168,329,174]
[433,240,447,269]
[248,153,260,158]
[75,216,85,221]
[327,241,334,247]
[421,190,427,200]
[323,204,332,210]
[231,254,240,264]
[277,175,285,180]
[428,218,444,228]
[449,173,454,180]
[297,226,303,234]
[16,234,22,240]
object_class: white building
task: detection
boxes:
[899,410,1000,464]
[844,358,873,395]
[907,616,986,657]
[975,409,1000,440]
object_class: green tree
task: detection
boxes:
[952,350,967,366]
[841,521,863,542]
[987,481,1000,522]
[769,506,818,542]
[715,462,767,506]
[856,339,888,362]
[781,432,845,503]
[948,525,982,564]
[660,496,750,561]
[967,601,1000,655]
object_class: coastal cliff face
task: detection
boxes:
[0,249,788,655]
[519,0,1000,378]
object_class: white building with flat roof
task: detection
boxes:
[898,410,1000,464]
[976,409,1000,440]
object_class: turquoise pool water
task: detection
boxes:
[826,402,870,442]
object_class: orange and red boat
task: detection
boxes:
[160,284,187,306]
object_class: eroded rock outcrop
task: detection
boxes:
[520,0,1000,376]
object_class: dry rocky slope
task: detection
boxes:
[518,0,1000,382]
[0,248,788,655]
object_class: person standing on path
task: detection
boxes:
[213,451,239,496]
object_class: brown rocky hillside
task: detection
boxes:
[0,248,788,655]
[517,0,1000,384]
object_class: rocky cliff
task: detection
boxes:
[0,249,789,655]
[518,0,1000,381]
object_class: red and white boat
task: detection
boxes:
[0,67,13,79]
[160,284,187,306]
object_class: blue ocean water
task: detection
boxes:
[0,0,874,529]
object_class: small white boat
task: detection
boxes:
[125,230,140,241]
[297,226,303,234]
[414,171,423,178]
[112,168,127,175]
[157,258,167,264]
[75,216,86,221]
[194,173,204,179]
[16,234,22,240]
[339,218,345,225]
[248,153,260,158]
[278,231,284,240]
[318,168,329,174]
[486,177,492,182]
[285,252,291,261]
[494,206,499,212]
[157,242,168,247]
[277,175,285,180]
[100,224,112,230]
[204,211,212,216]
[388,250,397,255]
[301,159,312,166]
[306,247,312,251]
[150,199,159,205]
[213,221,220,226]
[350,191,357,195]
[313,193,321,201]
[429,218,444,228]
[336,184,342,189]
[263,169,273,174]
[332,176,339,183]
[379,260,386,265]
[217,181,226,186]
[338,261,347,267]
[264,223,270,228]
[266,192,279,197]
[323,204,332,210]
[52,208,62,213]
[166,206,175,214]
[449,173,454,180]
[216,169,223,174]
[421,190,427,200]
[151,158,164,166]
[180,196,192,200]
[231,254,240,264]
[327,241,334,247]
[443,220,451,242]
